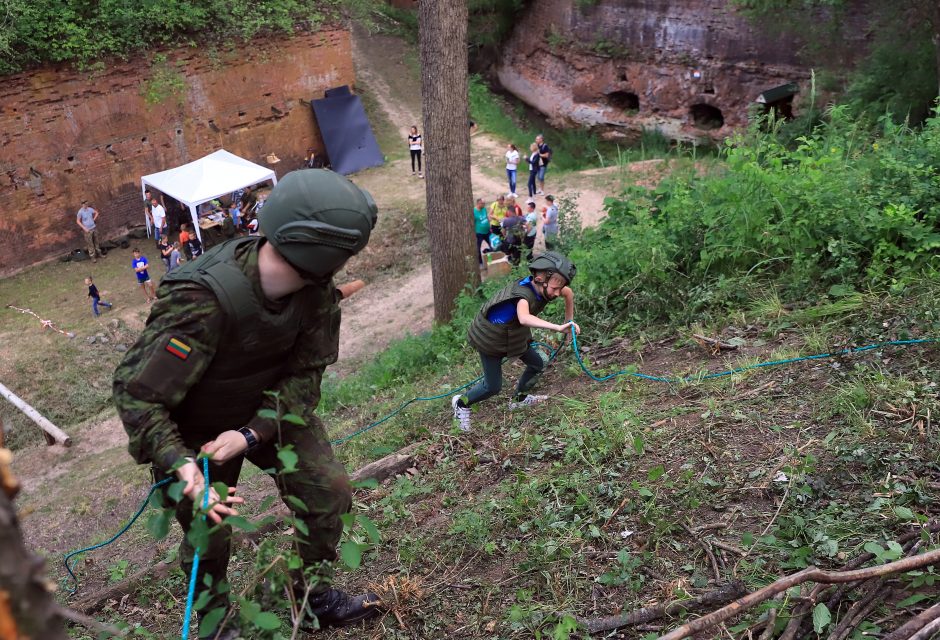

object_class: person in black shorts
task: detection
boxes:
[408,126,423,178]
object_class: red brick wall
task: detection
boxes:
[0,28,354,275]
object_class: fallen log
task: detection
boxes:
[350,443,419,484]
[658,548,940,640]
[0,382,71,447]
[577,581,746,634]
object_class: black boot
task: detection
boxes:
[301,588,383,629]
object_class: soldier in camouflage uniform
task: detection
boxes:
[113,170,382,639]
[451,252,580,431]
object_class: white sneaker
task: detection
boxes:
[508,394,548,410]
[451,395,472,431]
[536,190,544,195]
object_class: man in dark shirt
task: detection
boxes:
[535,134,553,195]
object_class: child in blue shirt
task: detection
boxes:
[85,276,113,317]
[131,248,157,302]
[452,252,580,431]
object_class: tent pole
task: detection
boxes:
[141,180,152,238]
[190,205,201,244]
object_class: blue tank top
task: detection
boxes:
[486,277,542,324]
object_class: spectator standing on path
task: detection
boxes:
[159,236,173,272]
[150,198,167,244]
[523,200,538,260]
[85,276,112,317]
[542,195,559,250]
[168,242,182,272]
[76,199,102,263]
[536,134,552,195]
[526,143,541,198]
[473,198,490,266]
[408,126,424,178]
[113,170,384,639]
[131,248,157,303]
[488,194,509,236]
[505,144,520,197]
[451,252,580,431]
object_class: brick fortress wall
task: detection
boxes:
[0,28,354,275]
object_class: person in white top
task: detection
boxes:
[407,126,423,178]
[149,198,167,243]
[505,143,520,198]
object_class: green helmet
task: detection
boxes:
[529,251,576,284]
[260,169,378,280]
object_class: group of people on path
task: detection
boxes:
[474,191,559,267]
[505,134,552,198]
[109,166,579,639]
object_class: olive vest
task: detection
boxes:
[162,237,328,434]
[468,279,548,357]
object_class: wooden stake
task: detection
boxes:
[0,382,71,447]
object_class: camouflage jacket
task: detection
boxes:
[113,240,339,473]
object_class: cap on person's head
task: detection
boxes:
[260,169,378,281]
[545,195,555,202]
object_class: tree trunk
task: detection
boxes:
[0,489,67,638]
[418,0,478,323]
[933,23,940,100]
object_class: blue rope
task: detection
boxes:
[330,376,482,446]
[181,456,210,640]
[569,331,938,384]
[62,477,172,593]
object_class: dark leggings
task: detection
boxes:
[527,169,538,197]
[475,232,489,264]
[410,149,422,172]
[465,345,545,405]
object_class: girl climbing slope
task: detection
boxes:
[452,251,580,431]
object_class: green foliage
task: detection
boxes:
[732,0,939,124]
[467,0,526,58]
[0,0,370,73]
[571,108,940,332]
[140,54,187,106]
[554,193,582,253]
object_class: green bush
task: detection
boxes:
[0,0,373,74]
[571,107,940,331]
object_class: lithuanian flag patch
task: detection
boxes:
[165,337,192,360]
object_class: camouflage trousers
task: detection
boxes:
[158,415,352,614]
[84,229,101,260]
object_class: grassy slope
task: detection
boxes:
[49,287,940,639]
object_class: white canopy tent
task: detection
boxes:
[140,149,277,242]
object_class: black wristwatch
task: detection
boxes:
[238,427,260,452]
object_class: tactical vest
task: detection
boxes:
[163,237,336,434]
[467,279,548,357]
